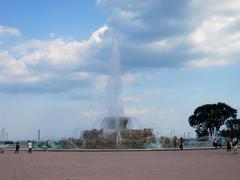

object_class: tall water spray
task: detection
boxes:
[100,40,132,131]
[107,40,124,117]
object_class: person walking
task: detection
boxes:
[232,138,238,154]
[227,139,231,152]
[27,140,32,154]
[15,141,20,154]
[212,139,218,150]
[179,137,184,150]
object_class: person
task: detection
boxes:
[212,139,218,150]
[15,141,20,154]
[232,138,238,154]
[227,139,231,152]
[179,137,184,150]
[27,140,32,154]
[0,148,4,154]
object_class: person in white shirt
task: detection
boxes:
[27,140,32,154]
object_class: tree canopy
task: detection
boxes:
[220,118,240,138]
[188,102,237,137]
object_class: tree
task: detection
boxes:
[188,102,237,137]
[220,118,240,138]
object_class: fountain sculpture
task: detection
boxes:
[61,40,156,149]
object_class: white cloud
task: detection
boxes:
[146,39,175,52]
[188,58,233,68]
[0,25,21,38]
[124,107,151,116]
[122,73,136,84]
[69,72,92,80]
[96,0,240,70]
[190,16,240,56]
[12,25,109,72]
[94,74,109,91]
[49,33,57,38]
[19,38,88,69]
[0,25,111,93]
[120,96,142,103]
[1,0,240,93]
[89,25,109,43]
[192,0,240,14]
[0,52,27,77]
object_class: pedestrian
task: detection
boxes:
[27,140,32,154]
[179,137,184,150]
[15,141,20,154]
[227,139,231,152]
[232,138,238,154]
[212,139,218,150]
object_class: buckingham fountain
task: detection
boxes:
[60,41,156,149]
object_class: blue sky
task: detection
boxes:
[0,0,240,140]
[0,0,105,40]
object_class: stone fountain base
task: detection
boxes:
[60,129,156,149]
[60,116,156,149]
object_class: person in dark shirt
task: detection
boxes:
[212,139,218,150]
[15,141,20,154]
[179,137,184,150]
[227,139,232,152]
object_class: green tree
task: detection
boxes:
[220,118,240,138]
[188,102,237,137]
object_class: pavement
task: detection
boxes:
[0,149,239,180]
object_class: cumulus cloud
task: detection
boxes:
[96,0,240,69]
[1,0,240,94]
[188,58,233,68]
[0,25,21,38]
[0,25,111,94]
[189,16,240,55]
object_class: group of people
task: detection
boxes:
[173,137,184,150]
[14,140,32,154]
[212,137,238,154]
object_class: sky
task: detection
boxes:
[0,0,240,140]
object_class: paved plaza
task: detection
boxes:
[0,150,239,180]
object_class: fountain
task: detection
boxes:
[61,40,156,149]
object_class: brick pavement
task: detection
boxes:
[0,150,239,180]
